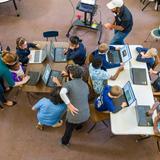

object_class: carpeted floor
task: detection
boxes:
[0,0,160,160]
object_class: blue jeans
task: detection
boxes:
[110,30,130,45]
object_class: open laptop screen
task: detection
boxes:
[123,81,136,106]
[42,64,51,85]
[80,0,96,5]
[120,45,132,63]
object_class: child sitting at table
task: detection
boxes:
[90,43,123,71]
[65,36,86,66]
[136,47,159,71]
[146,102,160,135]
[32,86,67,130]
[16,37,40,66]
[95,85,127,113]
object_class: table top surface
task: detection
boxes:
[22,41,68,93]
[108,45,156,135]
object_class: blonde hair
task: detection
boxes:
[110,85,123,97]
[146,48,158,57]
[2,50,18,65]
[98,43,108,53]
[16,37,26,49]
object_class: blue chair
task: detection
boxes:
[43,31,59,41]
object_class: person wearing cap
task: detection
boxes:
[136,47,159,71]
[104,0,133,45]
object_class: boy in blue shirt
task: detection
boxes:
[95,85,127,113]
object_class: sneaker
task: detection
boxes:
[36,124,44,130]
[52,120,63,128]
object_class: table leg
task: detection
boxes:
[12,0,20,16]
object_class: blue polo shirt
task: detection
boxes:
[115,5,133,33]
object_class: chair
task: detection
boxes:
[141,0,159,11]
[43,31,59,41]
[87,103,110,133]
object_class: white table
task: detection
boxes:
[108,45,156,135]
[0,0,19,16]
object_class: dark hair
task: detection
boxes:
[92,56,102,69]
[50,86,63,105]
[16,37,26,49]
[67,65,83,79]
[69,36,82,45]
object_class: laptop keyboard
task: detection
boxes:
[27,71,40,85]
[34,51,40,62]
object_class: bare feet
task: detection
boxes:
[4,100,17,107]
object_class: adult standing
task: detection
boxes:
[104,0,133,45]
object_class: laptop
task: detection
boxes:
[106,45,132,64]
[49,41,66,63]
[113,81,136,107]
[42,64,63,88]
[135,103,153,127]
[79,0,96,12]
[129,61,148,85]
[27,71,41,86]
[29,45,47,64]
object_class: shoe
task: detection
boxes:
[52,120,63,128]
[0,105,4,110]
[36,124,44,130]
[58,139,71,149]
[4,100,17,107]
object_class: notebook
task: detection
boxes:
[106,45,132,64]
[49,41,66,62]
[42,64,63,88]
[129,61,148,85]
[29,45,47,64]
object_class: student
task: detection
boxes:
[95,85,127,113]
[136,47,158,70]
[90,43,122,70]
[8,55,30,83]
[0,51,29,107]
[146,102,160,135]
[104,0,133,45]
[32,86,67,130]
[89,56,124,94]
[53,65,90,146]
[65,36,86,66]
[16,37,40,65]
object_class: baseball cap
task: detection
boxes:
[107,0,124,9]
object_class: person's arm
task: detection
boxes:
[66,48,81,60]
[110,66,124,80]
[52,77,62,86]
[17,50,29,64]
[28,43,40,49]
[153,113,160,134]
[32,98,44,111]
[60,88,79,116]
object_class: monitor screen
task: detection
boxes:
[42,64,51,85]
[123,81,136,106]
[120,45,132,63]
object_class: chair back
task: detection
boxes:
[43,31,59,41]
[89,104,110,123]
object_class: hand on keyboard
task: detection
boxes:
[23,75,30,83]
[52,77,61,86]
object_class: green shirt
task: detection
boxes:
[0,58,15,87]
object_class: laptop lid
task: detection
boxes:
[120,45,132,63]
[42,64,52,85]
[123,81,136,106]
[80,0,96,5]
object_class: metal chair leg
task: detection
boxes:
[102,120,108,127]
[12,0,20,16]
[142,2,151,11]
[157,139,160,152]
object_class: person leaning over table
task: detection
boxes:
[104,0,133,45]
[32,86,67,130]
[64,36,86,66]
[52,65,90,146]
[90,43,124,71]
[16,37,40,66]
[0,51,30,108]
[95,85,127,113]
[89,56,124,95]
